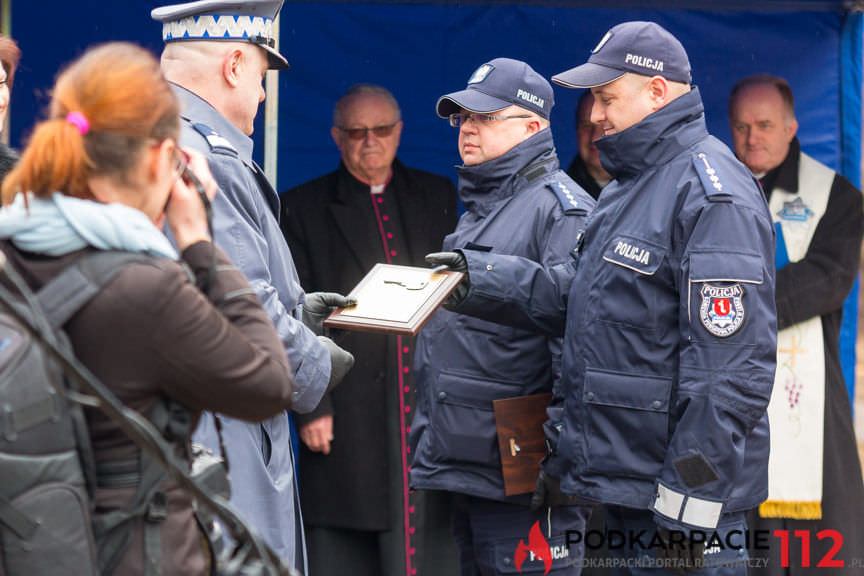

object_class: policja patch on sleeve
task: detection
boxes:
[699,283,745,337]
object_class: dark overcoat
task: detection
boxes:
[280,159,457,532]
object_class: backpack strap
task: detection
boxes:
[0,493,39,540]
[92,400,177,576]
[36,251,155,329]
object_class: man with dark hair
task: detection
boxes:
[429,22,778,575]
[566,91,610,200]
[729,73,864,575]
[281,84,459,576]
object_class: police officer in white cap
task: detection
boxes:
[152,1,355,572]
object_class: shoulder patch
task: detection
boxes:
[547,181,587,215]
[699,283,745,337]
[191,122,238,157]
[693,152,731,203]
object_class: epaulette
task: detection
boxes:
[191,122,238,157]
[547,180,588,215]
[693,152,732,203]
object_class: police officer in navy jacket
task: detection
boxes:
[429,23,777,574]
[410,58,595,575]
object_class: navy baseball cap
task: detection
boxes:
[553,21,691,89]
[437,58,554,120]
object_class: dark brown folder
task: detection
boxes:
[493,393,552,496]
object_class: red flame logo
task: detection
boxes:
[514,520,552,575]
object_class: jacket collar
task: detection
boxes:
[456,128,558,217]
[596,87,708,179]
[334,158,405,204]
[172,83,255,164]
[327,158,430,269]
[566,154,603,201]
[759,137,800,199]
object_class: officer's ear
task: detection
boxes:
[525,116,543,135]
[223,48,245,89]
[646,76,669,111]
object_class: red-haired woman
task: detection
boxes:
[0,35,20,180]
[0,42,295,576]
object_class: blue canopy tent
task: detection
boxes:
[6,0,863,400]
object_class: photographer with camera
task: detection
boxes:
[0,42,297,576]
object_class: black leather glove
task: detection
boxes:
[318,336,354,392]
[303,292,356,336]
[425,251,469,309]
[656,526,704,574]
[530,470,586,511]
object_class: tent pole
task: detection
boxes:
[264,13,280,188]
[1,0,10,146]
[840,10,863,406]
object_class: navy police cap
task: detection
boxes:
[553,21,691,89]
[437,58,554,120]
[151,0,289,70]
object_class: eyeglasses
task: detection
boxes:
[337,122,399,140]
[173,147,190,179]
[449,113,532,128]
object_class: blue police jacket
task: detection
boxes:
[456,88,777,531]
[173,85,330,567]
[410,128,595,501]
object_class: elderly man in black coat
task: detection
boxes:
[729,74,864,576]
[280,84,459,576]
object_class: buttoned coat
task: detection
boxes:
[174,85,330,570]
[281,160,457,531]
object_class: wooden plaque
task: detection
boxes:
[493,393,553,496]
[322,263,465,336]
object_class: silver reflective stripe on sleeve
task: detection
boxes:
[681,495,723,529]
[654,483,723,529]
[654,483,685,521]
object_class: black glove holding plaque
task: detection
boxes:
[302,292,356,336]
[425,251,468,309]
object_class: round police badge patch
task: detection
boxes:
[699,283,745,337]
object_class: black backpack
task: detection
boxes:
[0,250,149,575]
[0,250,294,576]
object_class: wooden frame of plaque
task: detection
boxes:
[323,263,465,336]
[493,393,553,496]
